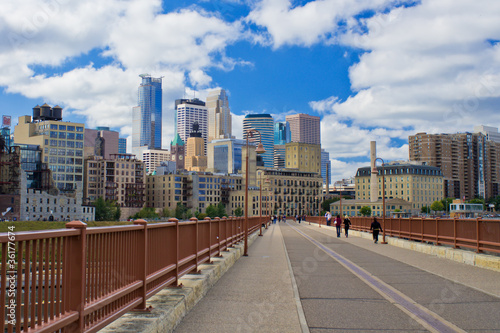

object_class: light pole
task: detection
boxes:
[244,129,265,256]
[259,171,263,236]
[375,157,387,244]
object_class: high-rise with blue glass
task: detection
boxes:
[274,122,291,145]
[132,74,162,158]
[243,114,274,168]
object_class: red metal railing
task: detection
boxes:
[306,216,500,254]
[0,216,265,332]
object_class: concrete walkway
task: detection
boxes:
[301,222,500,298]
[174,222,307,333]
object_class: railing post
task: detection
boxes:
[476,217,481,253]
[214,217,221,257]
[435,218,439,245]
[64,220,87,333]
[421,218,424,242]
[204,217,212,262]
[168,218,180,285]
[190,217,199,272]
[221,216,227,253]
[133,219,148,311]
[453,217,457,248]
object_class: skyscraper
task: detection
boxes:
[274,121,291,145]
[207,88,232,143]
[286,113,321,145]
[175,98,208,152]
[132,74,162,157]
[243,114,274,168]
[321,149,331,187]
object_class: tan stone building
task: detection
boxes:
[185,133,207,172]
[285,142,321,174]
[355,163,444,212]
[409,132,500,200]
[330,198,412,217]
[14,106,85,192]
[84,154,145,217]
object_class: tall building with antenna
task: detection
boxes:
[207,88,232,143]
[132,74,162,158]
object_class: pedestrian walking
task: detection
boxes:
[325,211,332,226]
[334,215,342,237]
[298,214,301,223]
[282,214,286,223]
[370,218,383,243]
[343,216,351,238]
[273,215,277,224]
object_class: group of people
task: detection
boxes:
[271,214,287,223]
[324,212,383,243]
[324,212,352,237]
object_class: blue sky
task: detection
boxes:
[1,0,500,181]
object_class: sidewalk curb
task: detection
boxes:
[100,231,261,333]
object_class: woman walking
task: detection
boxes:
[370,218,383,243]
[334,215,342,238]
[343,216,351,237]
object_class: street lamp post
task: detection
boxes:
[259,171,263,236]
[375,157,387,244]
[244,129,265,256]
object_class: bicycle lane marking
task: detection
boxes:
[287,223,466,333]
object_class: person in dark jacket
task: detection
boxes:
[343,216,351,238]
[334,215,342,237]
[370,218,383,243]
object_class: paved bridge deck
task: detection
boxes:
[173,220,500,333]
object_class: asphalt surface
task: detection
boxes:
[173,221,500,332]
[283,221,500,332]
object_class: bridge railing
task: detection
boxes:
[0,216,265,333]
[305,216,500,254]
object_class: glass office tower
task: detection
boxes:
[132,74,162,156]
[243,114,274,168]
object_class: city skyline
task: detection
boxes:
[1,1,500,182]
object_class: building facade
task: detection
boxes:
[118,138,127,154]
[330,198,412,217]
[409,132,500,200]
[321,149,331,188]
[84,127,119,159]
[14,106,84,192]
[243,114,274,168]
[84,154,145,213]
[185,123,207,172]
[132,74,162,157]
[206,88,232,143]
[285,142,321,174]
[170,134,185,171]
[286,113,321,145]
[175,98,208,152]
[138,148,171,174]
[207,139,245,174]
[274,121,291,145]
[355,163,444,211]
[273,144,286,169]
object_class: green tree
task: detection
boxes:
[421,206,431,214]
[468,198,485,209]
[94,197,120,221]
[205,204,217,218]
[175,202,187,220]
[430,201,444,212]
[216,202,226,218]
[441,198,453,213]
[161,208,171,218]
[114,204,121,221]
[234,207,243,217]
[359,206,371,216]
[487,195,500,211]
[322,198,338,212]
[133,207,158,220]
